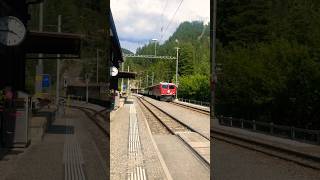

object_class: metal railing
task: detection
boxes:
[65,95,84,102]
[63,95,111,108]
[218,116,320,145]
[178,98,210,107]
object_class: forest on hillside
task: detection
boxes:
[123,21,211,102]
[25,0,108,94]
[215,0,320,129]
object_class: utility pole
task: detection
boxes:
[85,74,89,103]
[146,74,149,88]
[211,0,218,121]
[121,64,124,92]
[151,72,154,85]
[175,47,180,99]
[152,38,158,56]
[96,50,99,83]
[56,15,61,106]
[96,49,99,83]
[127,66,130,93]
[35,2,44,95]
[137,79,139,94]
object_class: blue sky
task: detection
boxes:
[111,0,210,53]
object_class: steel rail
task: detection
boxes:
[136,96,210,167]
[141,97,210,141]
[137,97,188,135]
[69,105,109,137]
[169,101,210,116]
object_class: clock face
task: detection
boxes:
[111,66,118,76]
[0,16,26,46]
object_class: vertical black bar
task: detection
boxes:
[105,0,111,178]
[210,0,217,179]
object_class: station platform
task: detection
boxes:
[0,103,108,180]
[110,97,210,180]
[212,115,320,169]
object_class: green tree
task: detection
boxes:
[179,43,194,76]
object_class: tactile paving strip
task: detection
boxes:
[63,118,86,180]
[127,104,148,180]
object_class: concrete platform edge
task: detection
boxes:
[174,99,210,112]
[176,133,210,167]
[212,127,320,169]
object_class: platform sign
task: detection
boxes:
[42,74,50,88]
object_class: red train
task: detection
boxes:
[143,82,177,101]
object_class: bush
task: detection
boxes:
[178,74,210,102]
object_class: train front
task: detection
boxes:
[160,82,177,101]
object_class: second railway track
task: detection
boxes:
[169,101,210,116]
[70,105,109,136]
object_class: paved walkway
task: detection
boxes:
[111,98,169,180]
[153,134,210,180]
[0,108,107,180]
[212,139,320,180]
[212,118,320,159]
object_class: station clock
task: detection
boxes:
[0,16,26,46]
[111,66,118,77]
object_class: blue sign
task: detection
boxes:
[42,74,50,88]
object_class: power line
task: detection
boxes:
[159,0,169,40]
[160,0,184,42]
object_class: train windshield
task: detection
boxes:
[162,85,168,89]
[169,85,175,89]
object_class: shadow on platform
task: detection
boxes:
[0,148,24,161]
[124,101,133,104]
[47,125,74,134]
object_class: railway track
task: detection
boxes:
[142,97,209,140]
[138,97,190,134]
[136,96,210,166]
[169,101,210,116]
[136,98,171,135]
[70,105,109,137]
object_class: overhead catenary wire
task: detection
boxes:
[160,0,184,42]
[159,0,169,41]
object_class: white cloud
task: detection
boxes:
[111,0,210,53]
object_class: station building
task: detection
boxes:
[0,0,82,148]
